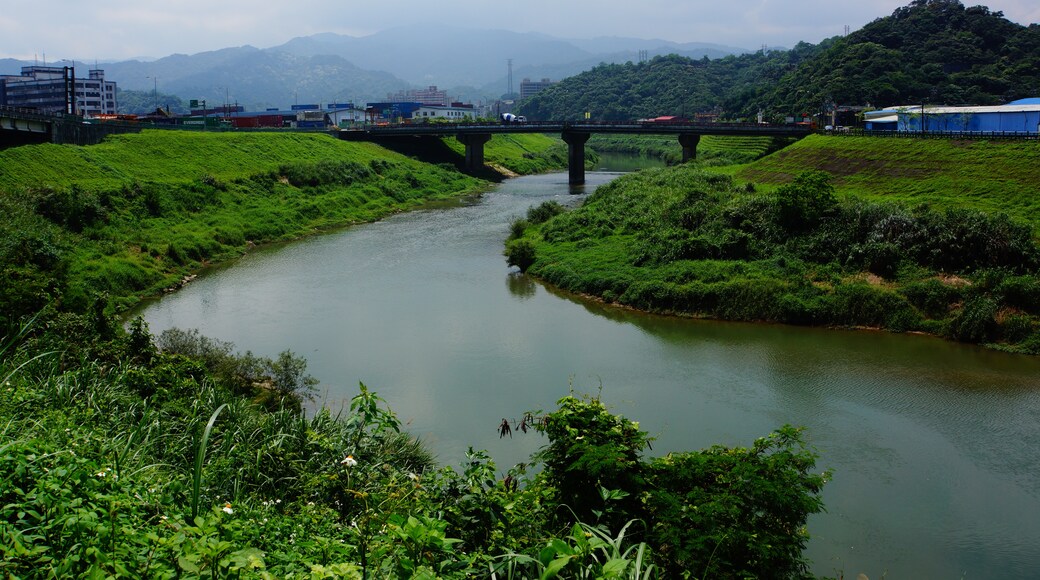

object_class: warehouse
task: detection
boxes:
[865,98,1040,134]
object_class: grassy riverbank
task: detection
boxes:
[508,138,1040,353]
[0,131,486,314]
[589,134,797,165]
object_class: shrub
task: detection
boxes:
[526,200,566,225]
[533,395,649,531]
[645,426,828,579]
[505,240,537,273]
[948,297,999,343]
[775,171,837,230]
[901,279,962,319]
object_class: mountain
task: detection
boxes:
[517,0,1040,121]
[273,25,596,88]
[101,48,410,111]
[4,26,750,113]
[273,26,750,94]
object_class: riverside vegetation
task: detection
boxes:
[0,131,829,578]
[507,135,1040,353]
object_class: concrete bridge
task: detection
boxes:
[1,108,811,184]
[338,121,812,184]
[0,106,141,149]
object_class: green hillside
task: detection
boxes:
[737,135,1040,227]
[0,131,485,315]
[518,0,1040,121]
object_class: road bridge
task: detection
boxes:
[0,106,141,149]
[338,121,812,184]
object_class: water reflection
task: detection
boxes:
[505,273,537,300]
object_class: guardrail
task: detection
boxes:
[826,128,1038,140]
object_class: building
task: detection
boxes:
[365,101,424,121]
[412,103,477,121]
[326,106,367,128]
[519,78,556,100]
[0,66,117,117]
[865,99,1040,133]
[388,86,448,107]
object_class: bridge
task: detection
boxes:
[0,106,142,149]
[338,121,813,184]
[1,107,812,184]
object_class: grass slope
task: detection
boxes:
[0,131,484,313]
[441,133,573,175]
[589,134,796,165]
[737,135,1040,228]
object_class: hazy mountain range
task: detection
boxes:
[2,26,751,111]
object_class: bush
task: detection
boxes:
[948,297,999,343]
[526,200,566,225]
[505,240,537,273]
[534,395,650,531]
[775,171,837,230]
[645,427,828,579]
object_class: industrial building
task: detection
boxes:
[0,66,117,117]
[519,78,556,100]
[864,98,1040,134]
[412,103,477,121]
[387,86,448,107]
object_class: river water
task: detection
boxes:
[138,163,1040,578]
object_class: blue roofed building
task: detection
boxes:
[866,99,1040,134]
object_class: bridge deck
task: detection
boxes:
[341,121,812,138]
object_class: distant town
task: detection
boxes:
[0,65,566,129]
[3,63,1039,135]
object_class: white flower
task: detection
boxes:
[340,454,358,468]
[222,503,234,515]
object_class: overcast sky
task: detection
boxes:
[3,0,1039,62]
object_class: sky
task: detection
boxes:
[3,0,1039,62]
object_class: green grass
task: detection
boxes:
[441,133,573,174]
[0,131,486,312]
[513,163,1040,353]
[737,135,1040,229]
[588,134,794,165]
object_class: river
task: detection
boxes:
[137,161,1040,578]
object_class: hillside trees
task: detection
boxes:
[518,0,1040,122]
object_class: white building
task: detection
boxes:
[327,107,368,127]
[412,104,477,121]
[0,66,117,117]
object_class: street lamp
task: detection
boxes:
[146,76,158,110]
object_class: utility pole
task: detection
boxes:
[147,76,158,110]
[507,58,513,98]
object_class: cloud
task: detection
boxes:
[1,0,1036,61]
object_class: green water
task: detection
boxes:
[593,151,668,171]
[139,169,1040,578]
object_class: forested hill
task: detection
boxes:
[517,0,1040,121]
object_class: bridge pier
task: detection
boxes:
[678,133,701,163]
[562,131,591,185]
[456,132,492,172]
